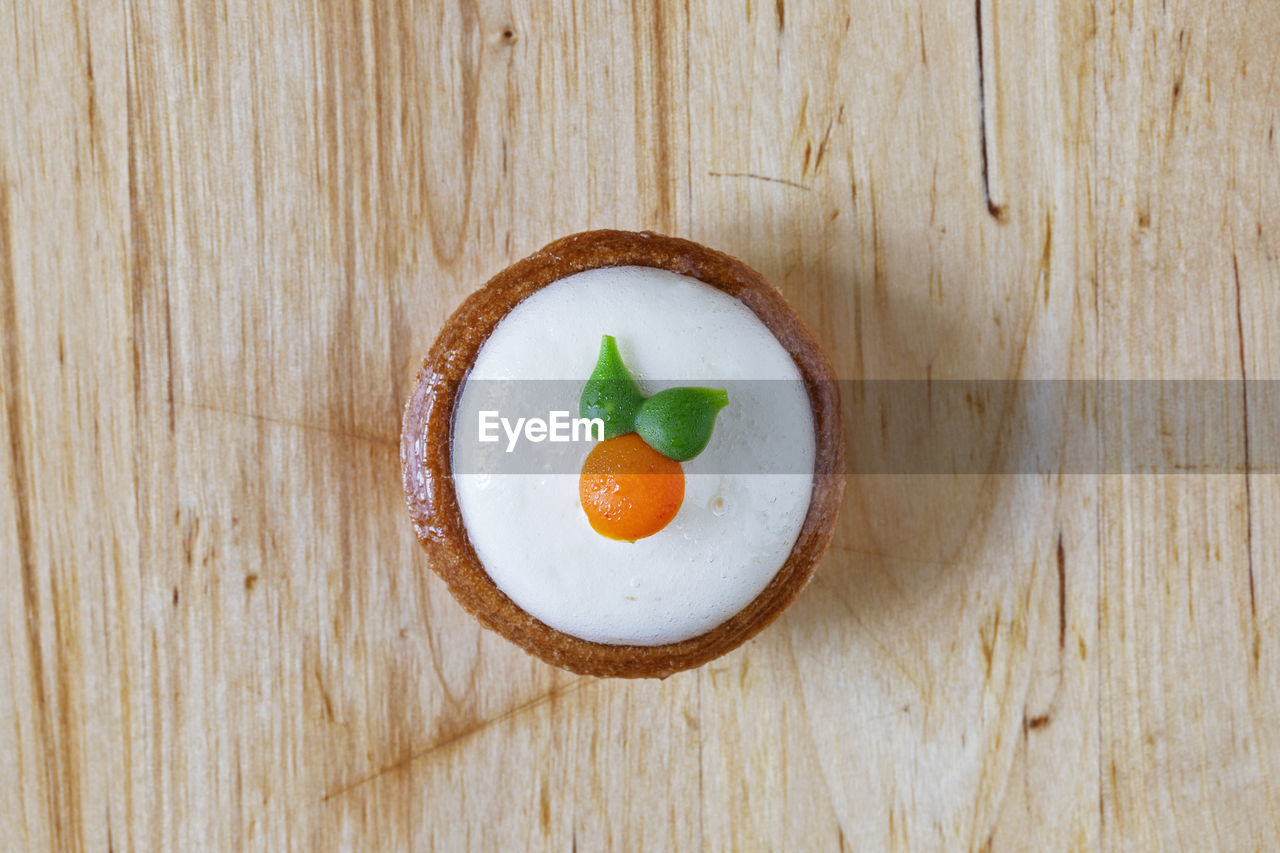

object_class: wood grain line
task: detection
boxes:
[319,677,593,803]
[124,4,175,437]
[973,0,1005,220]
[813,114,835,174]
[826,541,1034,574]
[1,164,62,853]
[178,401,398,449]
[634,0,675,230]
[1232,254,1256,624]
[707,171,811,192]
[1057,533,1067,650]
[696,670,704,850]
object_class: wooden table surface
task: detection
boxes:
[3,1,1278,849]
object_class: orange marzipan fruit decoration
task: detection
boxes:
[578,433,685,541]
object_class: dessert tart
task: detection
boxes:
[401,230,844,678]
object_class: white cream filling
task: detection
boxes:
[452,265,815,646]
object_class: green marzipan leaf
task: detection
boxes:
[579,335,645,439]
[634,387,730,462]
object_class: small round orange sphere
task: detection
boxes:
[578,433,685,541]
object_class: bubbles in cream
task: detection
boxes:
[452,265,815,646]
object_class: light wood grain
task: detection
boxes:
[2,0,1278,850]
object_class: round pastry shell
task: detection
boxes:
[401,230,845,678]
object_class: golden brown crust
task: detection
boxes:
[401,230,845,678]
